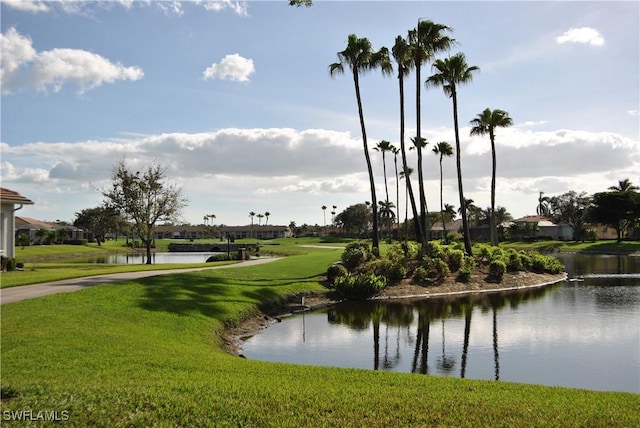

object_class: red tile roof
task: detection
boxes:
[0,188,34,205]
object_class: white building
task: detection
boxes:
[1,188,34,258]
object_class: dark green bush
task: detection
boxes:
[489,259,506,280]
[369,258,407,281]
[341,241,372,269]
[425,241,445,260]
[505,249,524,272]
[446,249,465,272]
[457,267,472,283]
[334,273,387,300]
[326,263,348,285]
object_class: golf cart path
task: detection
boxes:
[0,257,283,305]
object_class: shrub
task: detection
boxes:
[457,267,472,283]
[505,249,524,272]
[326,263,348,285]
[334,273,387,300]
[368,259,407,282]
[419,257,450,281]
[425,241,445,260]
[341,241,372,269]
[544,256,564,274]
[489,259,506,280]
[457,256,476,283]
[446,249,465,272]
[530,253,547,273]
[412,266,430,284]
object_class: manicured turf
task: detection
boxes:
[1,244,638,427]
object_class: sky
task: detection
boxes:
[1,0,638,228]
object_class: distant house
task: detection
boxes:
[220,225,292,240]
[1,188,34,258]
[15,217,85,243]
[509,215,572,240]
[153,225,208,240]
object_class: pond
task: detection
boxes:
[242,254,640,393]
[68,252,224,264]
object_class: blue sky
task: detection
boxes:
[1,0,638,227]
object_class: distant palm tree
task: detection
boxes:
[392,34,421,242]
[321,205,327,226]
[410,20,455,252]
[608,178,639,191]
[35,228,48,245]
[264,211,270,226]
[399,166,414,241]
[249,211,256,238]
[470,108,513,246]
[536,192,551,217]
[257,213,264,226]
[391,146,400,234]
[378,200,396,243]
[426,52,479,256]
[432,141,454,240]
[374,139,394,227]
[330,34,392,253]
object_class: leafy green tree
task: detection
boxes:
[409,20,455,251]
[378,200,396,242]
[330,34,392,252]
[469,108,513,246]
[391,34,421,242]
[432,141,454,240]
[103,160,186,264]
[426,52,479,255]
[589,190,640,241]
[548,191,592,240]
[74,206,119,245]
[335,203,372,238]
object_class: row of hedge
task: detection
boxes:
[326,241,565,300]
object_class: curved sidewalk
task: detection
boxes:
[0,257,281,305]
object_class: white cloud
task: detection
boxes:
[2,0,50,13]
[203,0,248,17]
[0,28,144,95]
[627,110,639,116]
[556,27,605,46]
[203,54,254,82]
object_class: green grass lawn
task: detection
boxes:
[1,245,638,427]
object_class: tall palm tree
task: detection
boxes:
[330,34,392,252]
[536,192,551,217]
[432,141,454,240]
[609,178,639,191]
[256,213,264,226]
[426,52,479,256]
[264,211,270,226]
[391,34,422,242]
[470,108,513,246]
[410,20,455,251]
[321,205,327,226]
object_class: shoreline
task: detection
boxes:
[221,271,568,357]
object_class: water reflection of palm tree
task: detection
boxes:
[436,319,456,374]
[412,304,431,374]
[493,305,500,381]
[460,301,473,378]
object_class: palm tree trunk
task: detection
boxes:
[439,157,447,241]
[398,71,422,242]
[490,131,497,246]
[452,91,473,255]
[416,62,429,251]
[353,68,379,251]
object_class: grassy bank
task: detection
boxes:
[1,246,638,427]
[501,239,640,254]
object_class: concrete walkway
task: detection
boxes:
[0,257,282,305]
